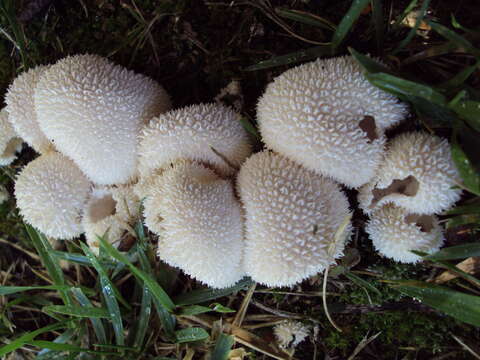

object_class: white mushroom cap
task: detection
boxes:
[257,56,408,188]
[237,151,351,287]
[366,204,444,263]
[5,65,53,153]
[144,160,244,288]
[82,185,140,255]
[35,54,171,185]
[138,103,252,178]
[0,109,22,165]
[14,152,91,239]
[358,132,462,215]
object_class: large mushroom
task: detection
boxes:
[34,54,171,185]
[237,151,351,287]
[358,131,462,215]
[15,152,91,239]
[257,56,408,188]
[144,160,244,288]
[0,109,22,166]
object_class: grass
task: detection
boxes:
[1,0,480,358]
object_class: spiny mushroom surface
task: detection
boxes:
[257,56,408,188]
[15,152,91,239]
[0,109,22,166]
[83,185,140,254]
[138,103,252,178]
[366,204,444,263]
[237,151,351,287]
[358,131,462,215]
[274,320,310,350]
[145,160,244,288]
[35,54,171,185]
[5,65,53,154]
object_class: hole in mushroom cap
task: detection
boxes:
[404,214,434,233]
[358,116,378,143]
[370,175,420,208]
[89,194,117,223]
[2,138,22,158]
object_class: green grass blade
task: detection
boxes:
[391,0,417,27]
[275,8,336,31]
[449,100,480,132]
[348,47,391,73]
[30,341,118,355]
[131,286,152,348]
[175,327,209,343]
[178,305,212,316]
[345,271,381,296]
[211,333,235,360]
[0,320,71,357]
[98,237,175,311]
[440,61,480,90]
[393,0,431,54]
[43,305,110,318]
[451,138,480,196]
[391,281,480,327]
[36,328,76,358]
[244,45,332,71]
[331,0,371,50]
[53,250,116,269]
[81,243,125,346]
[25,225,73,306]
[71,287,107,344]
[0,285,93,296]
[424,243,480,260]
[428,21,480,57]
[370,0,384,53]
[174,278,254,306]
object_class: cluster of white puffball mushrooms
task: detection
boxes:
[1,54,462,289]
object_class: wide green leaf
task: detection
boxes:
[43,305,110,318]
[211,333,235,360]
[450,100,480,132]
[349,47,391,73]
[275,8,336,31]
[391,281,480,327]
[331,0,371,49]
[424,243,480,260]
[429,21,480,57]
[451,139,480,196]
[175,327,209,343]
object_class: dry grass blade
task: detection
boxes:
[434,257,480,284]
[451,334,480,359]
[232,282,256,327]
[347,332,381,360]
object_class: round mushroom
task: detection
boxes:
[237,151,351,287]
[358,131,462,215]
[366,204,444,263]
[82,185,140,254]
[35,54,171,185]
[0,109,22,166]
[257,56,408,188]
[138,103,252,178]
[5,65,53,154]
[15,152,91,239]
[144,160,244,288]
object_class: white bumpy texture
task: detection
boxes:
[35,54,171,185]
[0,109,22,165]
[237,151,351,287]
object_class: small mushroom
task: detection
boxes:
[237,151,351,287]
[5,65,53,153]
[14,152,91,239]
[35,54,171,185]
[0,109,22,166]
[257,56,408,188]
[82,185,140,254]
[274,320,309,350]
[358,132,462,215]
[366,204,444,263]
[138,103,252,178]
[145,160,244,288]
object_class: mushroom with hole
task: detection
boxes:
[0,109,22,166]
[144,160,245,288]
[82,185,140,254]
[34,54,171,185]
[5,65,53,154]
[257,56,408,188]
[365,204,444,263]
[14,152,91,239]
[237,151,351,287]
[358,131,462,215]
[138,103,252,179]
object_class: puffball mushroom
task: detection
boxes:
[35,54,171,185]
[0,109,22,166]
[82,185,140,255]
[15,152,91,239]
[237,151,351,287]
[138,103,252,178]
[257,56,408,188]
[5,65,53,154]
[274,320,309,350]
[144,160,244,288]
[358,131,462,215]
[366,204,444,263]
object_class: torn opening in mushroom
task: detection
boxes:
[88,194,117,223]
[370,175,419,208]
[404,213,434,233]
[358,115,378,143]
